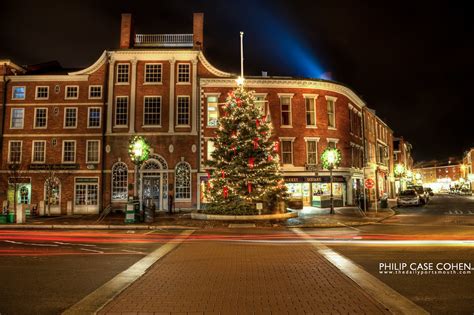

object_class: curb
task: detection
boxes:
[191,211,298,221]
[0,224,200,230]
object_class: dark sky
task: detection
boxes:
[1,0,473,161]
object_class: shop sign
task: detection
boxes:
[365,178,375,189]
[29,164,79,170]
[76,178,99,183]
[284,176,346,183]
[8,177,31,184]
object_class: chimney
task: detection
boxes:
[120,13,133,49]
[193,13,204,50]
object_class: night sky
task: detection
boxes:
[1,0,473,161]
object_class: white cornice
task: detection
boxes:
[8,75,89,82]
[110,49,200,61]
[1,60,26,73]
[198,52,231,77]
[200,78,366,109]
[68,50,108,75]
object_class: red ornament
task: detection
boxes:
[207,170,211,180]
[262,115,267,122]
[268,155,273,162]
[274,141,279,152]
[253,138,259,149]
[256,119,260,128]
[207,182,211,189]
[247,182,252,193]
[249,157,255,168]
[236,98,242,107]
[221,170,225,178]
[223,186,228,198]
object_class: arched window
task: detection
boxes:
[112,162,128,201]
[175,162,191,200]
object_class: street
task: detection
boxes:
[0,194,473,314]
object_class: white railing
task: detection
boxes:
[135,34,194,47]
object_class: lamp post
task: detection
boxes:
[128,136,150,200]
[321,147,342,214]
[394,163,406,194]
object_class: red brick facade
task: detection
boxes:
[0,13,398,214]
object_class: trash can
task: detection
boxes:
[144,198,155,223]
[359,196,368,211]
[0,215,7,224]
[380,196,388,209]
[7,212,15,223]
[125,200,136,223]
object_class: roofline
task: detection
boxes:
[0,60,26,73]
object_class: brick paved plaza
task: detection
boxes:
[99,230,390,314]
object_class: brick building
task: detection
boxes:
[413,159,463,192]
[0,13,398,214]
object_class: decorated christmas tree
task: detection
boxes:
[205,87,286,214]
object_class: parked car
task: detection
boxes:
[424,187,434,196]
[397,189,422,207]
[408,185,429,204]
[460,188,472,196]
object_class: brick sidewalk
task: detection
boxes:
[99,234,390,314]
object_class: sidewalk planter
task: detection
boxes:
[191,211,298,221]
[0,215,7,224]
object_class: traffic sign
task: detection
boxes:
[365,178,375,189]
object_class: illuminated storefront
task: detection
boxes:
[284,176,346,208]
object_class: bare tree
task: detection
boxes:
[6,163,28,221]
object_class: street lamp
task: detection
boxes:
[128,136,150,198]
[394,163,406,194]
[321,147,342,214]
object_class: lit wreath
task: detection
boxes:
[128,136,150,164]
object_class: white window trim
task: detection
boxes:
[142,95,162,127]
[34,107,48,129]
[326,137,340,149]
[74,177,100,207]
[31,140,47,164]
[63,107,78,129]
[10,108,24,129]
[86,140,101,164]
[114,96,129,128]
[278,94,294,128]
[87,107,102,129]
[64,85,79,100]
[279,137,296,166]
[11,86,26,100]
[62,140,77,164]
[35,86,49,100]
[143,63,163,85]
[8,140,22,164]
[176,63,191,85]
[111,162,129,201]
[205,93,221,128]
[304,94,318,128]
[205,137,216,162]
[88,85,103,99]
[176,95,191,127]
[116,63,130,85]
[304,137,320,165]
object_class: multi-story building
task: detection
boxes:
[413,160,463,192]
[393,136,414,193]
[462,148,473,191]
[0,13,399,214]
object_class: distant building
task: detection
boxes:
[413,159,463,192]
[393,136,414,193]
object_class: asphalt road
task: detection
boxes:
[0,194,473,315]
[0,229,180,315]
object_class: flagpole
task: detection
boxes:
[240,31,244,78]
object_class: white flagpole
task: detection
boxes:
[240,31,244,78]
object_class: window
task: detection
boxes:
[12,86,25,100]
[10,108,24,128]
[75,182,98,206]
[34,108,48,128]
[64,107,77,128]
[281,140,293,164]
[88,107,101,128]
[306,140,318,165]
[32,141,46,163]
[280,96,292,126]
[305,97,316,126]
[175,162,191,200]
[8,141,22,163]
[254,95,266,116]
[144,64,162,83]
[327,98,336,128]
[207,139,215,161]
[112,162,128,201]
[207,96,219,127]
[36,86,49,100]
[89,86,102,99]
[143,96,161,126]
[177,63,190,83]
[176,96,190,126]
[115,97,128,126]
[62,141,76,163]
[116,64,129,83]
[86,140,100,164]
[328,140,337,149]
[65,86,79,99]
